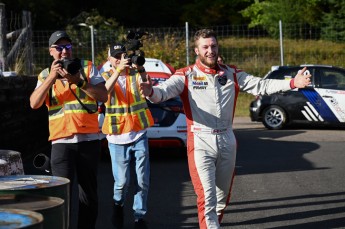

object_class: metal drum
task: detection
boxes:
[0,175,70,229]
[0,208,43,229]
[0,194,64,229]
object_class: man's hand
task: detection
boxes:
[140,75,153,98]
[112,53,130,73]
[57,67,81,85]
[293,67,312,88]
[50,59,63,79]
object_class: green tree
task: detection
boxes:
[1,0,190,29]
[180,0,252,27]
[64,9,125,65]
[1,0,85,30]
[321,0,345,42]
[95,0,189,27]
[7,0,246,29]
[241,0,323,38]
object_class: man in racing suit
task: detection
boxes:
[140,29,312,229]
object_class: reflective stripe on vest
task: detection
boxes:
[48,100,98,117]
[39,60,99,140]
[102,70,154,134]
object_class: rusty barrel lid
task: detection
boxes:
[0,175,70,190]
[0,208,43,228]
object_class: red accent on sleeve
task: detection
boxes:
[290,79,296,89]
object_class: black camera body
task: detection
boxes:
[124,30,150,66]
[57,58,81,75]
[125,50,145,67]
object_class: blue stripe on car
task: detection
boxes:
[301,89,339,122]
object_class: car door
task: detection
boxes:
[288,66,329,123]
[266,67,314,123]
[311,67,345,124]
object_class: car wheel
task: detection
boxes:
[262,105,287,130]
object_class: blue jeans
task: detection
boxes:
[108,133,150,220]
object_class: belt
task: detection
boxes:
[191,125,228,134]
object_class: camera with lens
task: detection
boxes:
[57,58,82,75]
[124,29,151,66]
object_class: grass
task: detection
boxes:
[235,93,256,117]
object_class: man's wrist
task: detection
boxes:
[115,67,122,74]
[290,79,296,89]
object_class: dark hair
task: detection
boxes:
[217,55,225,63]
[194,29,218,47]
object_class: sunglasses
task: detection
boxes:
[51,44,72,52]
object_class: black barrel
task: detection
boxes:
[0,194,64,229]
[0,208,43,228]
[0,175,70,229]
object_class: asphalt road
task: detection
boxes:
[96,117,345,229]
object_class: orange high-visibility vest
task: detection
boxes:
[102,69,154,135]
[39,60,99,141]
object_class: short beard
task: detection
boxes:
[199,55,217,68]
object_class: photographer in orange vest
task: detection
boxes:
[30,30,107,229]
[100,43,154,228]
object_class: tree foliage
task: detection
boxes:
[1,0,345,42]
[63,9,126,66]
[241,0,324,38]
[320,0,345,42]
[180,0,252,27]
[0,0,191,29]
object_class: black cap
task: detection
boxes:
[109,43,126,57]
[49,31,71,47]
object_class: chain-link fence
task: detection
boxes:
[6,23,345,76]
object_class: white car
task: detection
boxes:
[98,58,187,149]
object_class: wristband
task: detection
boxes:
[290,78,296,89]
[115,67,122,74]
[77,80,86,88]
[138,67,146,73]
[148,88,154,97]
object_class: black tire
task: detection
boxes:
[262,105,287,130]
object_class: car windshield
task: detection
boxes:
[267,67,301,80]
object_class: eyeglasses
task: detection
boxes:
[218,75,227,86]
[51,44,72,52]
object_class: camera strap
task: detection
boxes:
[68,67,98,114]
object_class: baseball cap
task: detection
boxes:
[109,43,126,57]
[49,31,72,47]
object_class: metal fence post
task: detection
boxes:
[279,20,284,66]
[185,22,189,66]
[0,3,7,72]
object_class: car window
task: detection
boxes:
[268,67,300,80]
[319,69,345,90]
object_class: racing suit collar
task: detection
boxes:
[196,58,220,75]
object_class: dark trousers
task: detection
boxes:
[51,140,100,229]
